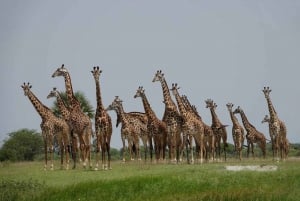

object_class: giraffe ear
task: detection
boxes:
[61,64,64,68]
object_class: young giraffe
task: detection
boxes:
[233,106,266,158]
[91,66,113,170]
[22,83,70,170]
[226,103,245,160]
[108,99,148,162]
[152,70,183,163]
[106,96,147,161]
[170,83,205,164]
[262,86,287,161]
[134,86,167,162]
[47,87,81,167]
[182,95,215,162]
[52,64,93,169]
[261,115,289,160]
[205,99,228,161]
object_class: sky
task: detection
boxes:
[1,0,300,149]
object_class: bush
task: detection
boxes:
[0,129,43,162]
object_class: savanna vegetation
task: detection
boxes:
[1,129,300,201]
[1,158,300,201]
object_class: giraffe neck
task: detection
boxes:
[56,93,70,120]
[26,90,52,120]
[210,108,221,125]
[140,93,157,121]
[94,78,105,111]
[173,90,187,119]
[239,110,254,130]
[63,72,80,109]
[116,104,129,127]
[160,78,176,109]
[265,95,277,123]
[184,97,202,120]
[229,109,239,127]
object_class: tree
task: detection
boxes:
[0,129,43,161]
[51,90,94,119]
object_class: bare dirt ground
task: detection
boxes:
[225,164,278,171]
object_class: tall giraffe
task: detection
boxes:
[91,66,112,170]
[205,99,228,161]
[52,64,92,169]
[233,106,266,158]
[182,95,215,162]
[152,70,183,163]
[170,83,205,164]
[226,103,245,160]
[134,86,167,162]
[261,115,289,159]
[262,86,287,160]
[106,96,146,161]
[21,83,70,170]
[47,87,80,167]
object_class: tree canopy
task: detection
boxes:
[0,129,43,161]
[51,90,94,119]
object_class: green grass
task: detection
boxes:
[1,158,300,201]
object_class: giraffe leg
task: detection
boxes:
[94,135,100,171]
[44,140,47,170]
[50,144,54,171]
[121,135,126,163]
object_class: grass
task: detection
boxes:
[0,158,300,201]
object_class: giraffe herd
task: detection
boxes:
[21,66,289,170]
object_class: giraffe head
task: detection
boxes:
[52,64,68,78]
[134,86,145,99]
[233,106,243,114]
[21,82,32,96]
[47,87,60,99]
[262,86,272,98]
[106,96,123,111]
[226,103,234,111]
[170,83,180,96]
[205,99,217,109]
[152,70,164,82]
[91,66,102,80]
[261,115,270,124]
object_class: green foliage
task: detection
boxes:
[0,179,44,201]
[0,129,43,162]
[1,159,300,201]
[51,90,94,119]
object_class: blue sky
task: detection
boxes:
[1,0,300,148]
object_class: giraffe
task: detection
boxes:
[261,115,289,160]
[134,86,167,162]
[152,70,183,163]
[233,106,266,158]
[46,87,81,167]
[91,66,113,170]
[170,83,205,164]
[52,64,92,169]
[181,95,215,162]
[106,96,147,161]
[262,86,287,161]
[108,101,148,162]
[205,99,228,161]
[21,83,70,170]
[226,103,245,160]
